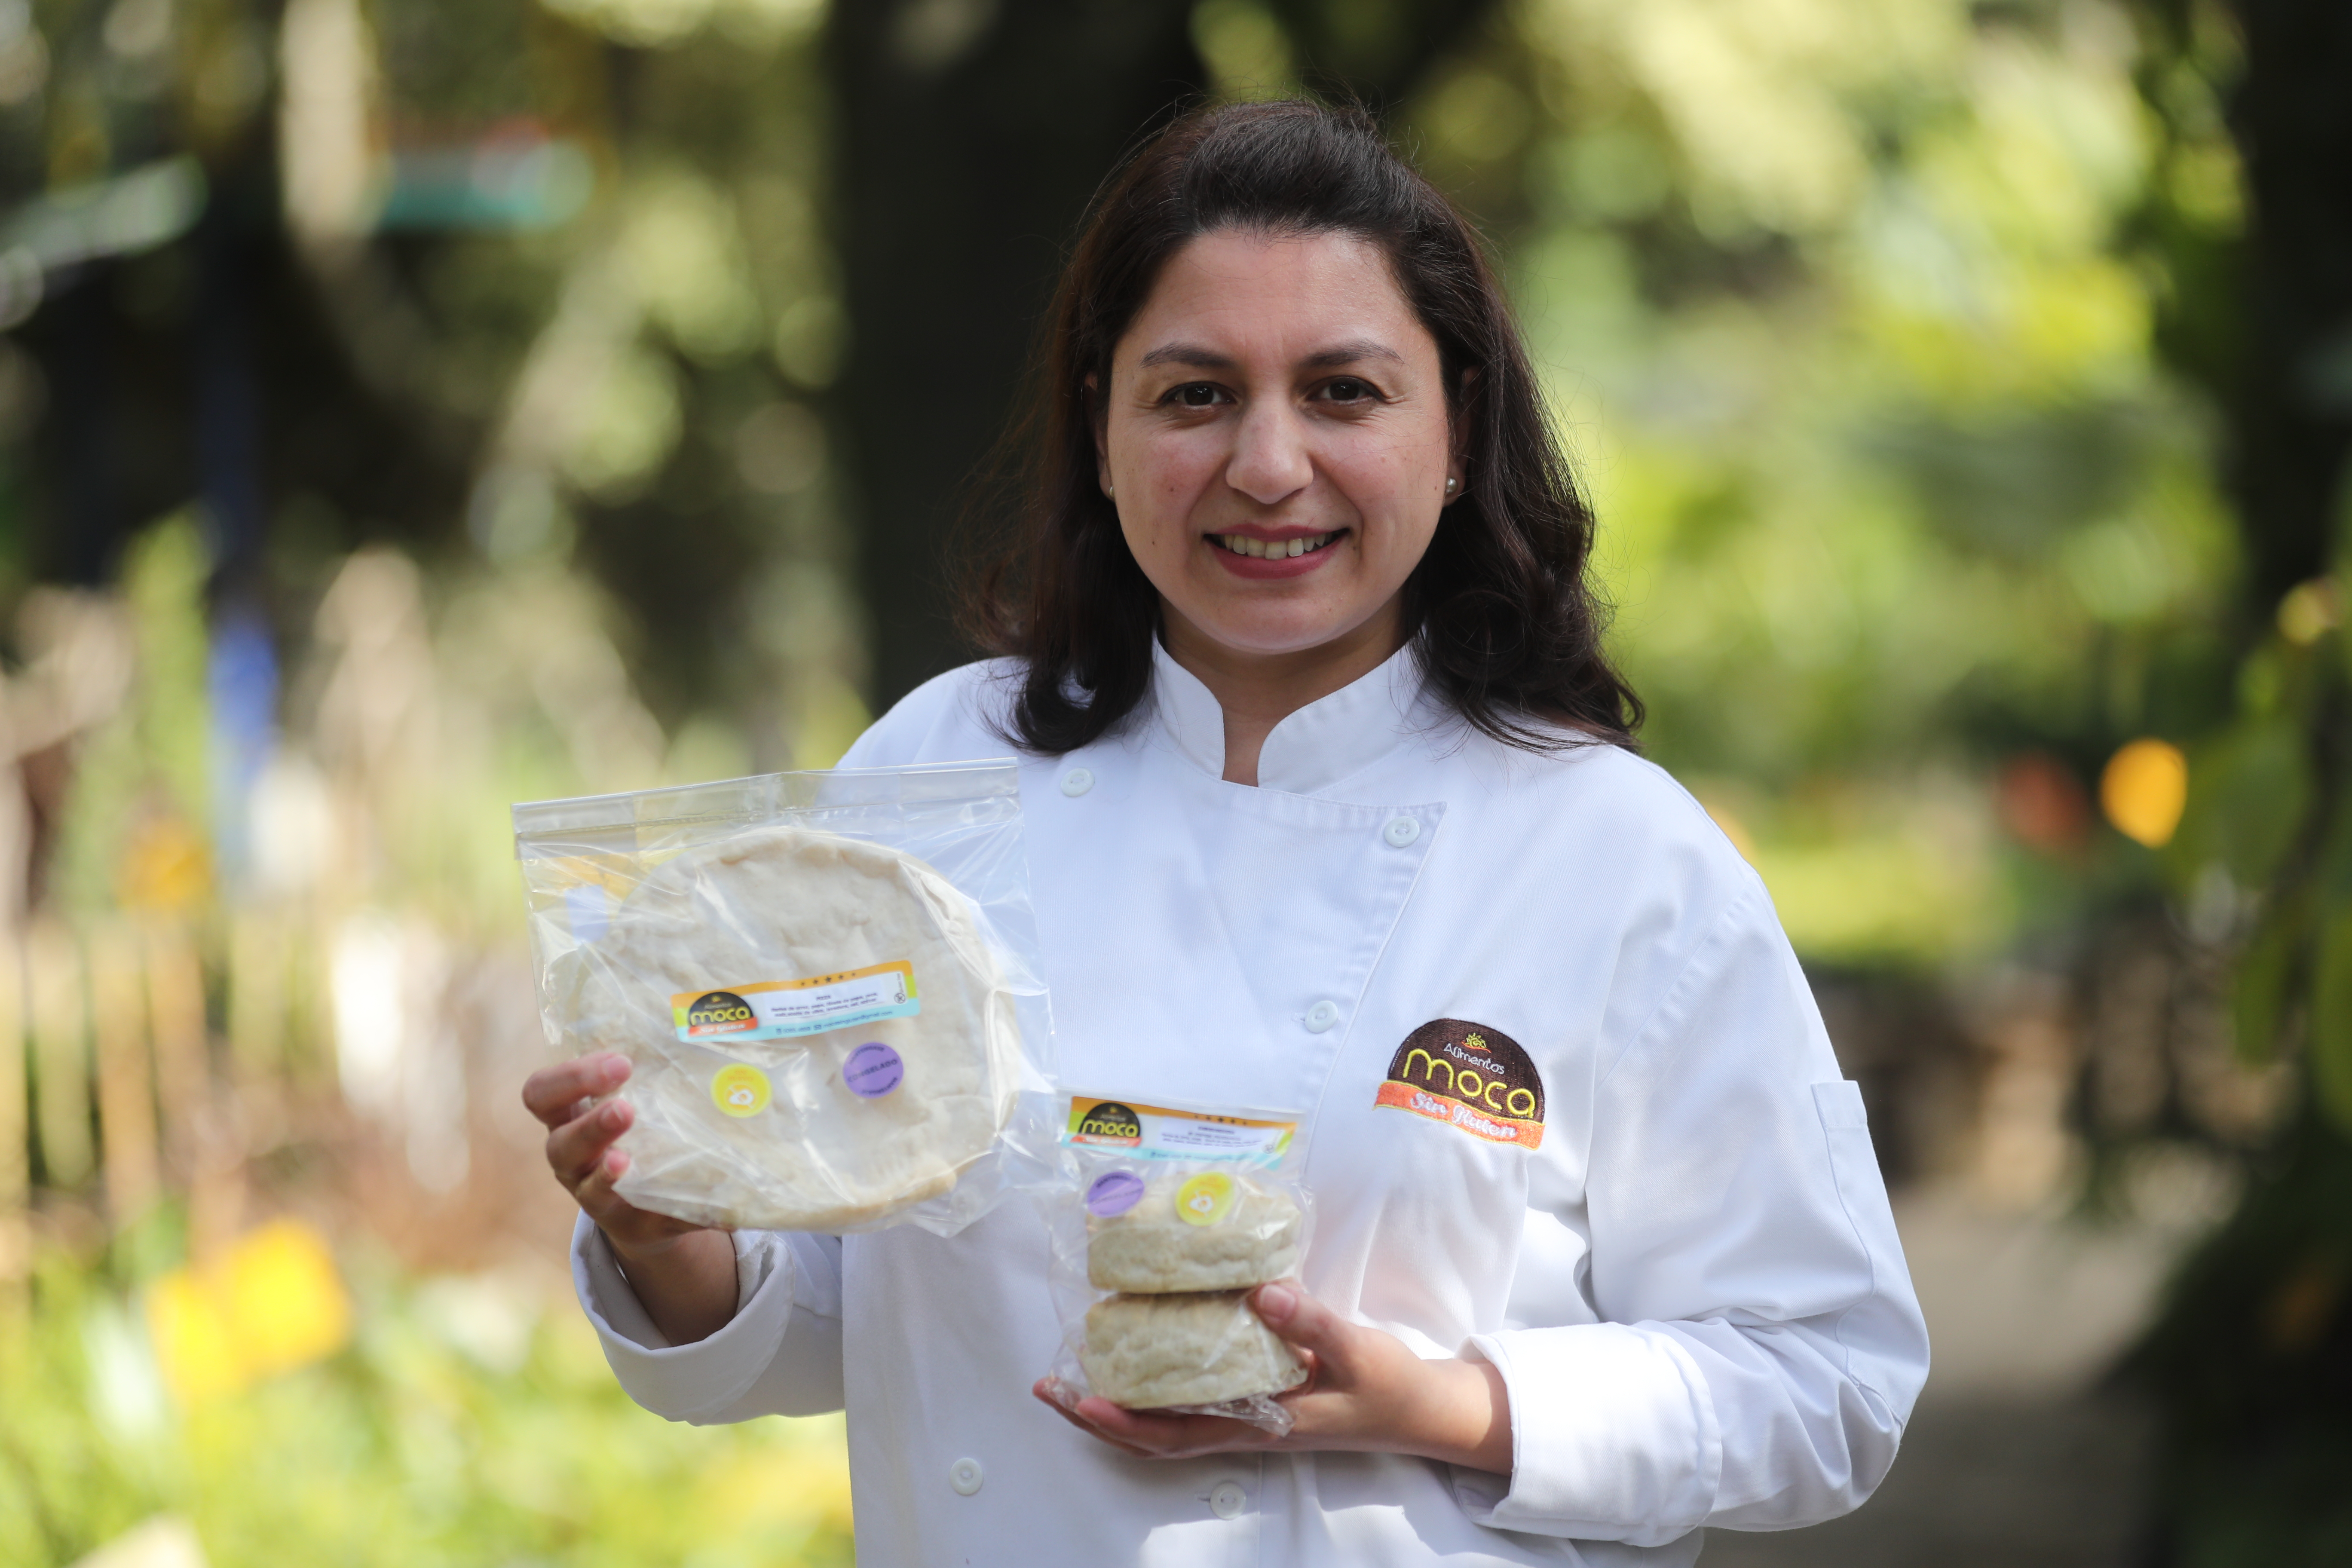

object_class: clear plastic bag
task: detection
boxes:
[513,763,1058,1237]
[1038,1093,1312,1434]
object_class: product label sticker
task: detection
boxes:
[1061,1095,1298,1164]
[1085,1170,1145,1218]
[1373,1018,1546,1149]
[672,960,919,1043]
[843,1041,905,1099]
[712,1064,772,1118]
[1174,1171,1237,1226]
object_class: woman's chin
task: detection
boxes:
[1175,600,1393,665]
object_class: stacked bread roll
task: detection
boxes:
[1077,1170,1309,1409]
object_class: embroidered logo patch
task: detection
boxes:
[1374,1019,1545,1148]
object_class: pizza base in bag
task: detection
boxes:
[563,824,1022,1231]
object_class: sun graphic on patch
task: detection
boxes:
[1373,1019,1545,1148]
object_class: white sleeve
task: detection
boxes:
[1449,882,1929,1545]
[570,1213,846,1422]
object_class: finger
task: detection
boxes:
[1252,1283,1357,1364]
[579,1155,712,1262]
[1032,1383,1155,1458]
[573,1146,691,1236]
[1034,1380,1237,1458]
[546,1096,634,1186]
[571,1145,636,1223]
[521,1054,631,1128]
[1070,1398,1271,1456]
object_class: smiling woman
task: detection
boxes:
[962,99,1641,777]
[533,98,1927,1568]
[1098,228,1459,781]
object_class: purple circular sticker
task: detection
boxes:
[1086,1169,1145,1218]
[844,1041,905,1099]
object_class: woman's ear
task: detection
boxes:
[1444,366,1480,505]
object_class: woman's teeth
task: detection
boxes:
[1214,532,1338,559]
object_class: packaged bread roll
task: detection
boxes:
[1080,1291,1309,1409]
[1087,1169,1303,1292]
[1039,1093,1314,1433]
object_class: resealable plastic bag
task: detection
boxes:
[1037,1092,1313,1434]
[514,763,1057,1237]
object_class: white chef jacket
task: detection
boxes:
[570,641,1929,1567]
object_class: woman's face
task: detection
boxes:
[1098,228,1461,662]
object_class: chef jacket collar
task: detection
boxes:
[1147,636,1435,795]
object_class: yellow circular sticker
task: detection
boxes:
[1175,1171,1236,1227]
[711,1064,772,1118]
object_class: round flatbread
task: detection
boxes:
[1087,1171,1303,1292]
[557,825,1021,1231]
[1080,1291,1309,1409]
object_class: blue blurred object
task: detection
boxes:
[208,603,279,885]
[376,131,594,232]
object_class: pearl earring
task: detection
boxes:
[1446,476,1459,493]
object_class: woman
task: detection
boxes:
[523,100,1927,1566]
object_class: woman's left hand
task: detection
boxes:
[1032,1283,1514,1475]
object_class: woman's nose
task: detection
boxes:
[1223,404,1313,506]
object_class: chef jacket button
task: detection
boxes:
[1305,999,1340,1033]
[949,1456,984,1495]
[1209,1480,1248,1519]
[1060,767,1095,797]
[1382,815,1421,847]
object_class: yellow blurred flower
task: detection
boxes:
[145,1219,354,1404]
[2101,738,2189,848]
[117,814,212,911]
[146,1271,245,1405]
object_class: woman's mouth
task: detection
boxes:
[1210,530,1340,559]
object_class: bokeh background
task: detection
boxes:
[2,0,2349,1563]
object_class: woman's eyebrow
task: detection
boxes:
[1134,338,1404,370]
[1301,339,1403,369]
[1137,342,1234,369]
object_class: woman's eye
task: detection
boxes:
[1323,378,1373,403]
[1175,383,1225,407]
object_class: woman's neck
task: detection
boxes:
[1161,600,1407,787]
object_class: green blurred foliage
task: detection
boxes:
[1383,0,2249,965]
[52,517,215,917]
[0,1240,851,1568]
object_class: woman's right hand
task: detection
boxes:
[522,1052,741,1344]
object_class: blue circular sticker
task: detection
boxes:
[844,1041,905,1098]
[1086,1169,1145,1218]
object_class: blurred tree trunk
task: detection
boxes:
[2129,1,2352,1560]
[827,0,1209,709]
[827,0,1505,710]
[2226,0,2352,607]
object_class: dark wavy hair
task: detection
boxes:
[958,98,1642,756]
